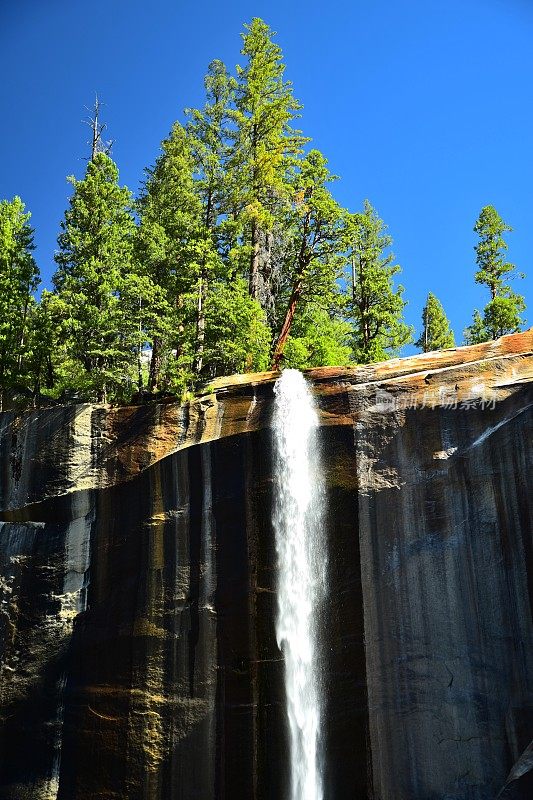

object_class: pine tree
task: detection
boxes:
[465,205,525,342]
[271,150,346,369]
[464,296,525,344]
[416,292,455,352]
[463,309,488,345]
[186,60,236,373]
[345,201,413,363]
[24,291,58,401]
[0,197,40,408]
[53,153,143,401]
[136,122,205,392]
[231,18,308,310]
[482,294,525,338]
[474,205,515,299]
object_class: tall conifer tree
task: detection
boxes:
[465,205,525,342]
[0,197,40,407]
[345,201,413,363]
[271,150,345,368]
[231,18,307,310]
[136,123,205,391]
[416,292,455,352]
[53,153,141,400]
[186,60,236,373]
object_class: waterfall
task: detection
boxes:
[273,369,326,800]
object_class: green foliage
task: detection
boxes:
[186,61,237,373]
[52,153,152,401]
[464,294,526,344]
[345,201,413,363]
[137,122,204,297]
[8,18,526,409]
[474,205,515,298]
[231,18,308,305]
[467,205,525,341]
[416,292,455,352]
[271,150,347,367]
[233,18,306,220]
[483,293,525,338]
[136,122,210,391]
[282,306,352,369]
[0,197,40,406]
[283,150,345,301]
[463,309,489,345]
[25,291,62,398]
[186,59,235,228]
[202,277,271,375]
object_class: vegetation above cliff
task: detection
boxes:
[0,19,527,407]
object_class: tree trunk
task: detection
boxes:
[174,325,185,364]
[16,297,29,371]
[46,354,54,390]
[363,319,371,348]
[271,215,312,369]
[148,337,163,392]
[137,353,143,394]
[137,297,143,393]
[193,273,208,375]
[271,281,303,370]
[260,229,275,322]
[249,220,261,300]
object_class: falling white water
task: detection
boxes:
[273,369,326,800]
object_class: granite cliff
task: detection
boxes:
[0,330,532,799]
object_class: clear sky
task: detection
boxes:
[1,0,532,347]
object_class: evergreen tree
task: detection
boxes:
[53,153,145,401]
[231,18,308,310]
[271,150,346,368]
[463,309,488,345]
[186,60,236,373]
[2,19,453,406]
[465,205,525,342]
[0,197,40,408]
[464,295,526,344]
[24,292,59,401]
[416,292,455,352]
[345,201,413,363]
[136,122,205,392]
[474,205,515,298]
[482,294,525,338]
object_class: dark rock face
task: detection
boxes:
[357,392,533,800]
[0,331,532,799]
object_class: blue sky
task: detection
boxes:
[1,0,532,346]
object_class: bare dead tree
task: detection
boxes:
[83,95,114,160]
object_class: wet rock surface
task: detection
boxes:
[0,331,532,799]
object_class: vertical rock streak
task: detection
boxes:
[200,446,216,797]
[273,369,326,800]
